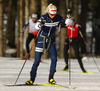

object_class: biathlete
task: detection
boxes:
[25,4,65,85]
[63,18,87,73]
[22,14,38,59]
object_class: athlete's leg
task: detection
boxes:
[72,40,86,72]
[30,51,42,81]
[48,43,57,83]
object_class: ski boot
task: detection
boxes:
[63,64,68,71]
[25,79,33,85]
[82,69,88,73]
[48,74,56,84]
[49,79,56,84]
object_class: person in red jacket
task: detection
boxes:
[63,19,87,73]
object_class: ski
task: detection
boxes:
[57,69,74,72]
[4,84,76,89]
[78,71,97,75]
[4,84,41,87]
[58,69,97,75]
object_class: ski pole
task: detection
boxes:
[14,57,27,85]
[15,32,40,85]
[68,35,72,87]
[56,24,61,48]
[79,30,100,72]
[14,29,41,85]
[14,36,37,85]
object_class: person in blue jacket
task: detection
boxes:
[25,3,65,85]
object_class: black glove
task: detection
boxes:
[59,22,65,27]
[78,26,82,31]
[40,20,46,26]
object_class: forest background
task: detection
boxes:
[0,0,100,59]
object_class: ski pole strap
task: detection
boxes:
[40,34,51,54]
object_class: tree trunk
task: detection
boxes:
[30,0,41,15]
[17,0,23,57]
[4,0,12,56]
[0,0,3,56]
[59,0,67,58]
[90,0,100,55]
[19,0,23,58]
[72,0,79,22]
[69,0,79,58]
[66,0,69,9]
[17,0,20,57]
[79,0,88,55]
[25,0,29,56]
[41,0,49,59]
[41,0,48,15]
[7,0,17,48]
[30,0,41,58]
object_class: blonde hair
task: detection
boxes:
[49,4,57,10]
[43,3,57,15]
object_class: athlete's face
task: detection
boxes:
[67,14,71,17]
[49,13,57,19]
[32,18,37,22]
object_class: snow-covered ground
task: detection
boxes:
[0,57,100,91]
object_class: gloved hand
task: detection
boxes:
[21,28,25,34]
[65,18,73,26]
[40,20,46,26]
[78,26,82,31]
[58,22,65,27]
[21,30,24,34]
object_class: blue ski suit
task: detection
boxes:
[30,13,65,81]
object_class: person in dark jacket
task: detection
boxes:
[25,3,65,85]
